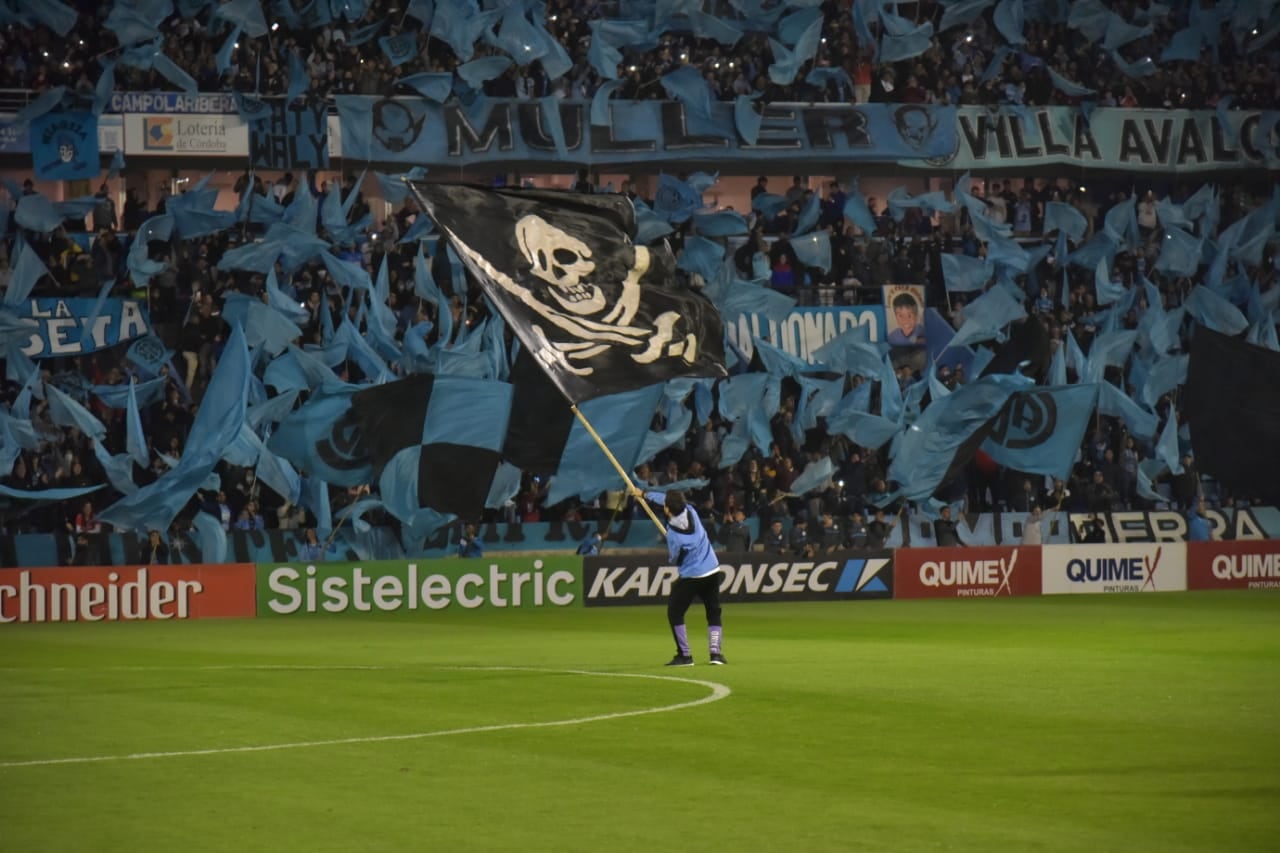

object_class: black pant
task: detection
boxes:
[668,572,723,628]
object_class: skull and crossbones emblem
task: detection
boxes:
[447,213,700,376]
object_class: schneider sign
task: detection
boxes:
[582,551,893,606]
[258,557,580,615]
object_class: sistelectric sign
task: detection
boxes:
[581,550,893,606]
[1187,540,1280,590]
[1041,544,1187,595]
[257,557,580,616]
[0,564,257,624]
[894,546,1041,599]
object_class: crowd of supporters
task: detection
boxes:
[1,0,1278,556]
[3,0,1278,110]
[3,162,1274,557]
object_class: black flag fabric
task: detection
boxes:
[1184,327,1280,503]
[407,181,727,403]
[348,374,513,519]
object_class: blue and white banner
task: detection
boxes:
[15,298,152,359]
[31,111,99,181]
[981,384,1101,481]
[902,107,1280,173]
[725,306,889,364]
[108,92,240,114]
[338,97,958,166]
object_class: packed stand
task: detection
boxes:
[1,0,1277,111]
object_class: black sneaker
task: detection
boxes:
[665,654,694,667]
[709,653,727,665]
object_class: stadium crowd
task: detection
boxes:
[3,164,1275,557]
[1,0,1277,110]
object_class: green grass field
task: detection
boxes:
[2,591,1278,853]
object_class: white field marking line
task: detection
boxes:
[0,666,731,769]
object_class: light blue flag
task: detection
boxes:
[769,15,824,83]
[1043,200,1087,240]
[949,286,1027,349]
[1136,458,1166,503]
[168,190,236,239]
[485,461,523,509]
[718,278,796,322]
[1184,285,1249,335]
[792,375,845,438]
[941,252,992,294]
[787,457,835,496]
[832,190,873,240]
[1161,27,1202,62]
[85,438,132,495]
[192,511,229,564]
[1110,50,1157,77]
[221,293,302,357]
[397,72,453,103]
[1247,313,1280,351]
[694,210,748,238]
[333,320,394,383]
[320,252,372,292]
[1046,66,1096,96]
[753,337,809,377]
[13,86,66,126]
[661,65,712,119]
[1097,380,1157,438]
[125,379,149,467]
[300,475,332,535]
[589,80,624,128]
[827,409,900,449]
[994,0,1026,43]
[793,191,822,235]
[211,0,269,37]
[789,230,831,272]
[777,7,822,45]
[1049,341,1068,386]
[99,325,251,532]
[14,194,63,233]
[268,382,371,485]
[1148,306,1185,355]
[547,383,666,504]
[247,388,301,432]
[1103,196,1139,250]
[4,238,50,306]
[879,354,904,423]
[889,374,1028,500]
[879,20,935,63]
[676,237,724,283]
[688,9,744,44]
[1142,353,1188,407]
[215,25,241,76]
[1154,225,1203,276]
[805,66,852,96]
[1155,413,1184,475]
[982,384,1099,479]
[457,55,511,88]
[813,326,887,379]
[587,22,623,79]
[751,191,790,220]
[1102,16,1152,50]
[45,382,107,441]
[1086,328,1137,381]
[1094,258,1126,306]
[128,214,174,287]
[286,48,310,102]
[653,174,703,224]
[940,0,996,31]
[0,482,102,502]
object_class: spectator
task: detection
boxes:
[934,506,966,548]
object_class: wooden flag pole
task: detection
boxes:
[570,404,667,537]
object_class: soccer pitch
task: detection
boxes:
[1,593,1277,853]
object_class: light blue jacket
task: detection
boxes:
[645,492,721,579]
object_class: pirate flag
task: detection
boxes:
[407,182,727,404]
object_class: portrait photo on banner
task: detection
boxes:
[883,283,927,372]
